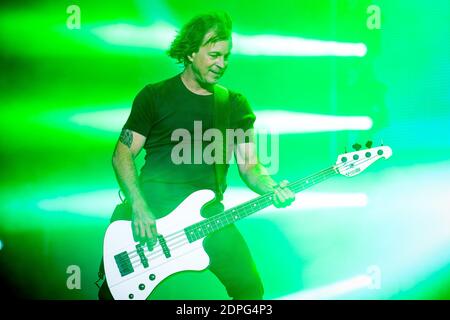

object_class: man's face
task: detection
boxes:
[189,33,231,85]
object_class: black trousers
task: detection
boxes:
[98,199,264,300]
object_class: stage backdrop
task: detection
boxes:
[0,0,449,299]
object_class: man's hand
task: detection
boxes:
[272,179,296,208]
[131,202,158,244]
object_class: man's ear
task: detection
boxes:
[187,51,196,62]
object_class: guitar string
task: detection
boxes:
[129,238,190,269]
[129,159,340,251]
[127,160,371,269]
[128,239,202,276]
[125,153,378,264]
[126,153,379,267]
[177,151,380,240]
[128,165,341,267]
[127,164,339,263]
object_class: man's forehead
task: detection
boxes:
[204,40,231,53]
[201,31,232,52]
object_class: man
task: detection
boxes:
[99,12,295,300]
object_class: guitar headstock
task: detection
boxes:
[335,141,392,177]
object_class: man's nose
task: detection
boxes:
[216,56,225,69]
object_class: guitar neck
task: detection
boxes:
[185,165,338,242]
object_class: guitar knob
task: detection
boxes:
[365,140,373,149]
[352,143,362,151]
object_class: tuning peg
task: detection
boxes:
[365,140,373,149]
[352,143,362,151]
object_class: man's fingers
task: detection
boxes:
[279,180,289,188]
[272,180,296,208]
[150,223,158,240]
[133,221,144,242]
[132,209,158,243]
[273,188,287,208]
[139,222,147,242]
[139,219,158,246]
[274,188,286,203]
[132,222,139,242]
[279,180,295,203]
[148,222,158,243]
[281,188,295,203]
[273,198,282,208]
[144,224,154,243]
[274,187,285,199]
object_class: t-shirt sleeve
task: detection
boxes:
[230,92,256,132]
[230,92,256,144]
[123,85,154,137]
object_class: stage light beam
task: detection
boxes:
[90,23,367,57]
[66,108,373,134]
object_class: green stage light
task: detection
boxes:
[36,187,367,218]
[223,188,368,213]
[256,111,373,133]
[279,274,373,299]
[90,21,176,50]
[69,107,127,133]
[91,22,367,57]
[66,108,373,134]
[232,34,367,57]
[37,189,119,218]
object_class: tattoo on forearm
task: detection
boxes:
[119,129,133,148]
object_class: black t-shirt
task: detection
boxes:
[123,73,255,217]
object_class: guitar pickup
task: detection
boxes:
[157,235,171,258]
[136,244,149,268]
[114,251,134,277]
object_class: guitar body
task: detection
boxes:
[103,189,216,300]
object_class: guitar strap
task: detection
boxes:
[213,84,231,202]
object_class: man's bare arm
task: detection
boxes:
[235,142,295,208]
[113,129,146,204]
[112,129,157,242]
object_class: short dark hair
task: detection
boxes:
[167,12,232,66]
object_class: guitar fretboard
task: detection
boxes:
[184,165,338,242]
